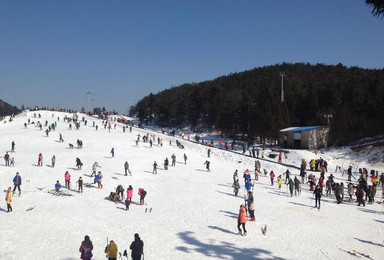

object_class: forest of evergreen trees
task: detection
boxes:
[129,63,384,146]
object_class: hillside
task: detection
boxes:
[131,63,384,146]
[0,110,383,260]
[0,99,20,118]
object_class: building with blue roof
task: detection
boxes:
[279,126,329,149]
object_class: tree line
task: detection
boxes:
[130,63,384,146]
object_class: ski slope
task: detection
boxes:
[0,110,383,260]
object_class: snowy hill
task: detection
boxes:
[0,110,383,260]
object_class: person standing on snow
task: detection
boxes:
[237,204,247,236]
[79,235,93,260]
[288,178,294,197]
[76,157,83,170]
[110,147,115,158]
[129,233,144,260]
[183,153,187,164]
[313,184,322,209]
[105,240,118,260]
[64,171,71,189]
[11,141,15,152]
[138,188,147,205]
[171,154,176,167]
[5,187,13,212]
[153,161,158,174]
[277,175,283,190]
[91,162,101,177]
[126,185,133,202]
[269,171,275,186]
[77,177,84,193]
[204,160,210,172]
[12,172,22,196]
[96,171,103,189]
[51,155,56,168]
[294,176,301,196]
[4,152,10,166]
[233,179,240,196]
[124,161,131,176]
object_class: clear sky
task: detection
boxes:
[0,0,383,114]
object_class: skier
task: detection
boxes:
[5,187,13,213]
[51,155,56,168]
[335,183,342,204]
[183,153,187,164]
[79,235,93,260]
[12,172,22,196]
[64,171,71,189]
[313,184,322,209]
[105,240,118,260]
[124,161,131,176]
[91,162,101,177]
[138,188,147,205]
[269,171,275,186]
[55,180,62,193]
[76,157,83,170]
[129,233,144,260]
[153,161,158,174]
[59,133,64,142]
[4,152,10,166]
[207,148,211,158]
[237,204,247,236]
[11,140,15,152]
[38,153,43,166]
[204,160,210,172]
[77,177,83,193]
[233,170,239,184]
[110,147,115,158]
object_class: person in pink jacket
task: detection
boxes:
[64,171,71,189]
[269,171,275,186]
[237,204,247,236]
[125,185,133,211]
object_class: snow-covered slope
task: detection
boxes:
[0,111,383,260]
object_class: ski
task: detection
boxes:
[339,248,361,258]
[353,250,374,260]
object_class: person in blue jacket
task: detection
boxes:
[55,180,62,192]
[12,172,22,196]
[245,179,253,192]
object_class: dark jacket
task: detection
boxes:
[130,236,144,259]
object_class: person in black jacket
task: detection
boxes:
[313,184,322,209]
[129,233,144,260]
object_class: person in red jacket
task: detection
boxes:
[237,204,247,236]
[269,171,275,186]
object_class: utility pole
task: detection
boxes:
[86,92,91,112]
[279,72,286,103]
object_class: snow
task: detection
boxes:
[0,110,383,260]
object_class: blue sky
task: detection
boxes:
[0,0,383,114]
